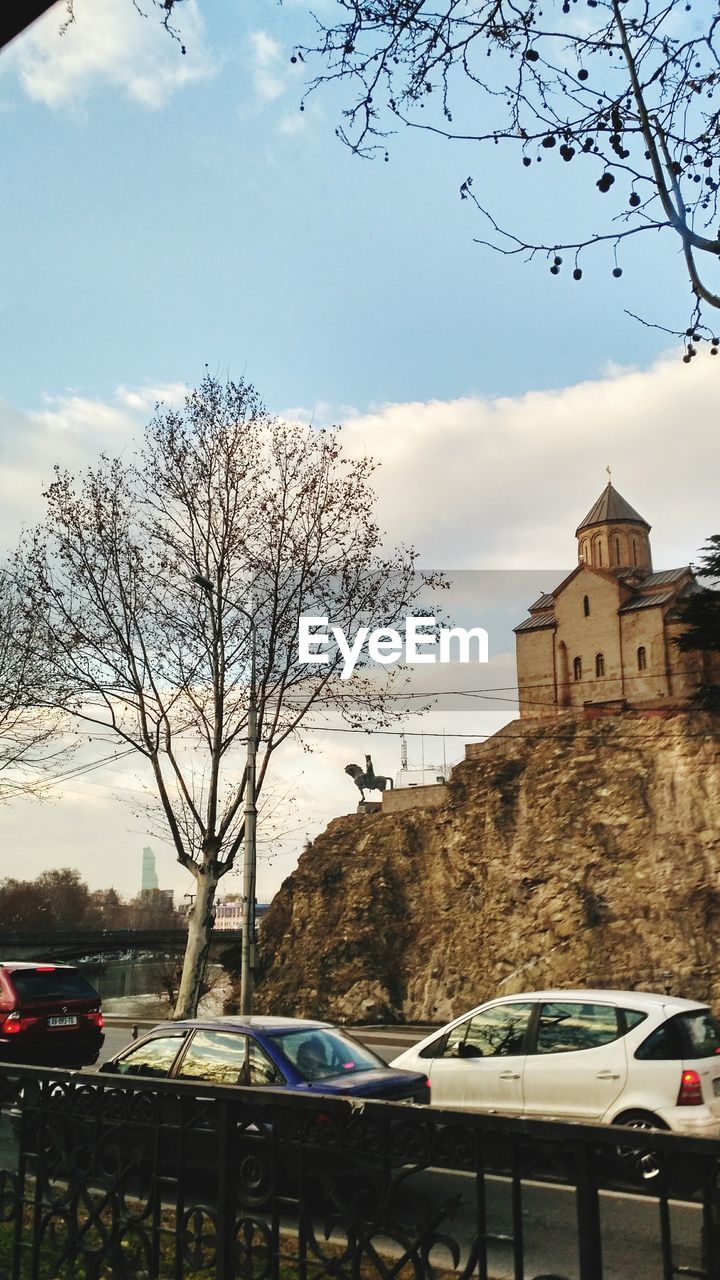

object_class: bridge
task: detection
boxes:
[0,928,244,964]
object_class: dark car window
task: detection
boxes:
[443,1003,533,1059]
[635,1021,684,1061]
[248,1040,284,1086]
[176,1030,249,1085]
[677,1011,720,1058]
[534,1003,620,1054]
[115,1035,186,1078]
[272,1028,383,1081]
[621,1009,648,1033]
[418,1035,447,1060]
[638,1010,720,1061]
[175,1029,245,1080]
[10,969,98,1002]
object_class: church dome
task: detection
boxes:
[575,481,650,536]
[576,481,652,573]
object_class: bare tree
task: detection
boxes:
[0,567,72,801]
[18,374,438,1018]
[299,0,720,352]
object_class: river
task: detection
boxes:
[84,955,231,1020]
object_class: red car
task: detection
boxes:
[0,962,104,1066]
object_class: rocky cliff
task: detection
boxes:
[257,712,720,1023]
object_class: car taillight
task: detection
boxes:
[86,1011,104,1028]
[677,1069,704,1106]
[1,1013,39,1035]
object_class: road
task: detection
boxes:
[97,1022,706,1279]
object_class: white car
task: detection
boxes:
[391,989,720,1138]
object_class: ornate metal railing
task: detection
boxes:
[0,1063,719,1279]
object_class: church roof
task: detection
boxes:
[514,613,556,633]
[529,591,556,612]
[619,589,678,613]
[576,482,650,535]
[636,567,690,588]
[515,564,694,631]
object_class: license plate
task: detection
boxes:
[47,1016,77,1028]
[713,1077,720,1097]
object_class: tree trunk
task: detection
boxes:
[173,870,219,1019]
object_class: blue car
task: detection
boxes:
[100,1015,431,1103]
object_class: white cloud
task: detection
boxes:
[248,30,288,105]
[30,394,137,437]
[333,351,720,572]
[9,0,215,108]
[0,380,187,551]
[115,381,188,412]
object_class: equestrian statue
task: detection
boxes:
[345,754,394,801]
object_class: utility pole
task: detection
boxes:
[192,573,258,1015]
[241,630,258,1015]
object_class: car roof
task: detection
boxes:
[149,1015,335,1034]
[483,989,707,1013]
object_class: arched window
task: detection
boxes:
[632,538,638,566]
[637,646,647,671]
[614,537,620,564]
[573,656,582,681]
[595,653,605,678]
[583,595,590,617]
[580,539,589,563]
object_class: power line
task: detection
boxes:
[297,718,718,744]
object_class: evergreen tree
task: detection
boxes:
[676,536,720,707]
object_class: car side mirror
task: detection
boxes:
[98,1060,118,1073]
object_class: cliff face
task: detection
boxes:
[257,713,720,1023]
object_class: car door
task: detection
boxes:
[173,1029,289,1207]
[522,1000,628,1121]
[426,1002,533,1113]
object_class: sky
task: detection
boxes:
[0,0,718,906]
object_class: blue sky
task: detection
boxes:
[0,0,690,415]
[0,0,718,902]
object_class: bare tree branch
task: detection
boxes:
[299,0,720,346]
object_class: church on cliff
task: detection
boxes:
[514,480,717,718]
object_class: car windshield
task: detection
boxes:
[270,1028,385,1081]
[10,969,98,1002]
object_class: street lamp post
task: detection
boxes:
[193,573,258,1015]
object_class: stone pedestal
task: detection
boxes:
[357,800,382,814]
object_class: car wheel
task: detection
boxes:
[612,1111,668,1182]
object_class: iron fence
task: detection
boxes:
[0,1063,719,1279]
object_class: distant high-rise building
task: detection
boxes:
[141,846,159,893]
